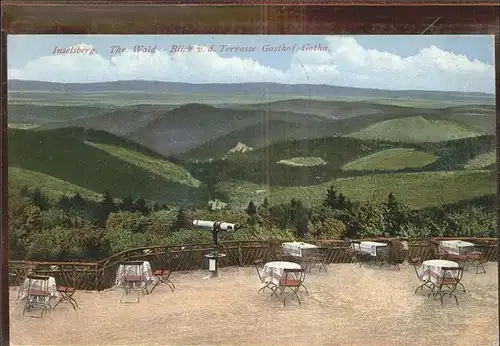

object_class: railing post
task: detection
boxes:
[237,241,243,266]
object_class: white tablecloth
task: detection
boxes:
[17,276,60,302]
[282,242,318,257]
[261,261,301,286]
[352,241,387,257]
[440,240,475,255]
[419,259,459,284]
[115,261,153,287]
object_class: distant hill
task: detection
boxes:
[36,104,178,135]
[8,104,108,124]
[181,104,489,160]
[8,79,495,103]
[8,128,204,205]
[442,105,496,134]
[217,99,434,119]
[347,116,480,142]
[129,103,330,156]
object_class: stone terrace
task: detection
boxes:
[9,263,499,345]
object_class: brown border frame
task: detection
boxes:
[1,2,499,345]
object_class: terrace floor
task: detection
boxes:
[9,263,499,346]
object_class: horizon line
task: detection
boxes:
[7,79,495,96]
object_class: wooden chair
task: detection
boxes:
[304,248,328,273]
[150,269,174,293]
[409,257,435,294]
[465,246,487,274]
[429,267,465,306]
[351,240,372,266]
[428,239,449,260]
[254,259,276,294]
[376,246,389,268]
[120,261,147,303]
[54,265,79,310]
[150,247,186,293]
[23,275,53,318]
[343,238,358,264]
[273,268,307,306]
[275,247,296,262]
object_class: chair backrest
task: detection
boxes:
[121,261,144,266]
[26,275,50,294]
[121,261,144,277]
[471,246,486,261]
[351,240,361,252]
[440,266,464,284]
[27,275,50,281]
[282,268,306,284]
[408,257,423,278]
[376,246,388,258]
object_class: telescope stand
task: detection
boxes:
[204,252,227,279]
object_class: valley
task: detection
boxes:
[7,80,496,212]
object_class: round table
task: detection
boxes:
[262,261,301,286]
[420,259,459,284]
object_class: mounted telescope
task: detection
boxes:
[192,220,241,279]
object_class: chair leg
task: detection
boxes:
[53,296,63,310]
[166,279,176,290]
[69,298,78,310]
[476,263,486,274]
[294,288,301,305]
[149,281,160,294]
[320,263,328,273]
[300,283,308,294]
[458,282,466,293]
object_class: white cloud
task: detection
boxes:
[7,37,495,93]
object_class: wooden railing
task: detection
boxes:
[8,237,498,291]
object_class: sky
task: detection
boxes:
[7,34,496,93]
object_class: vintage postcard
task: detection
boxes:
[7,34,497,344]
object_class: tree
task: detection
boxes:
[258,197,270,219]
[245,200,257,216]
[171,207,191,231]
[69,193,86,211]
[152,203,160,212]
[134,197,149,216]
[57,195,72,214]
[323,185,351,211]
[383,192,407,237]
[96,191,117,225]
[28,188,50,211]
[289,198,307,239]
[119,195,136,213]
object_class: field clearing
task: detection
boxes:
[465,151,497,170]
[278,157,327,167]
[348,116,480,142]
[7,123,40,129]
[219,170,496,209]
[87,142,201,187]
[343,148,438,171]
[8,167,101,200]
